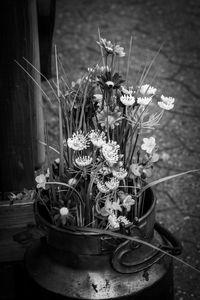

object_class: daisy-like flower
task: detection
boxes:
[137,96,152,106]
[68,177,78,186]
[105,177,120,190]
[97,38,114,54]
[75,155,93,167]
[158,95,175,110]
[35,173,47,189]
[96,180,110,193]
[102,141,120,165]
[97,38,125,57]
[122,195,135,212]
[112,167,127,180]
[88,130,106,148]
[141,137,156,154]
[105,81,114,88]
[139,84,157,95]
[67,131,89,151]
[120,95,135,106]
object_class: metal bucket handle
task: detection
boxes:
[111,222,182,274]
[154,222,182,255]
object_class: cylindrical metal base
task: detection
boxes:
[25,238,174,300]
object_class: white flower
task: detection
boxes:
[68,178,78,186]
[35,174,47,189]
[110,199,122,212]
[60,207,70,225]
[97,38,114,53]
[122,195,135,212]
[46,168,50,178]
[108,214,120,229]
[97,38,125,57]
[67,131,89,151]
[75,155,93,167]
[130,163,143,177]
[102,141,120,166]
[121,86,133,95]
[120,95,135,106]
[158,95,175,110]
[140,84,157,95]
[101,198,122,216]
[55,158,60,164]
[137,97,152,106]
[108,215,131,229]
[112,168,127,180]
[88,130,106,148]
[117,216,131,226]
[114,44,125,57]
[60,207,69,216]
[105,177,120,190]
[141,137,156,154]
[97,180,110,193]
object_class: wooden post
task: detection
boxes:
[37,0,56,80]
[0,0,45,194]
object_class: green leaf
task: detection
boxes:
[137,169,200,197]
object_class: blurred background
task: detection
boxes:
[44,0,200,299]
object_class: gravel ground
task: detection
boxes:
[43,0,200,299]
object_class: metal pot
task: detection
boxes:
[25,188,182,299]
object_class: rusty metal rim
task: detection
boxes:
[34,188,156,236]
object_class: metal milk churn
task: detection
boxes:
[25,188,182,299]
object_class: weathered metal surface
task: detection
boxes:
[25,189,179,299]
[26,239,173,299]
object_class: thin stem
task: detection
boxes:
[15,60,52,103]
[55,45,64,176]
[98,28,105,67]
[138,42,164,89]
[126,36,133,83]
[22,57,60,103]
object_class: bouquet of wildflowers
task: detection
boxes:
[35,36,176,231]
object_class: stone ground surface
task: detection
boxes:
[44,0,200,299]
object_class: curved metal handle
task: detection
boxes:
[111,222,182,274]
[154,222,182,256]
